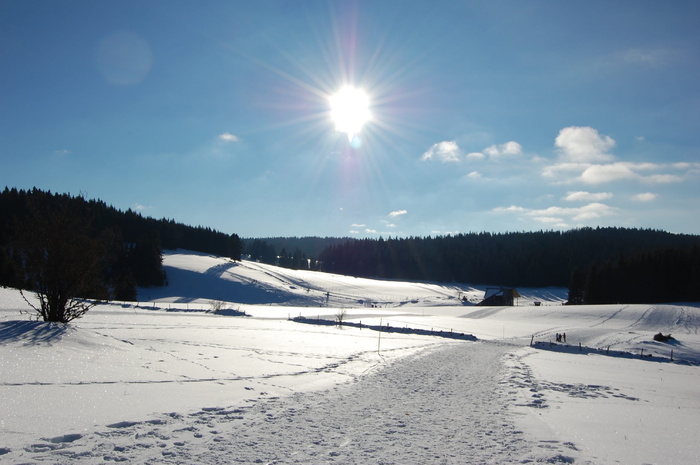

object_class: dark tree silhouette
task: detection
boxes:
[129,232,166,288]
[567,268,586,305]
[574,246,700,304]
[12,203,109,323]
[245,239,277,264]
[0,188,246,295]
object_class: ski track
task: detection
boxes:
[5,342,580,464]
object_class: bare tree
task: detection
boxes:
[13,204,107,323]
[209,300,226,313]
[336,308,347,327]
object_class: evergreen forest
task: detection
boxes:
[0,187,242,301]
[242,237,351,270]
[2,187,699,306]
[316,230,700,304]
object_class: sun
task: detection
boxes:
[329,86,371,141]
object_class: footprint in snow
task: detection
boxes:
[45,433,83,443]
[25,443,62,453]
[107,421,140,429]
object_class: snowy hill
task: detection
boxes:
[1,249,699,464]
[139,249,569,307]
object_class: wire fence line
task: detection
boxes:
[290,315,477,342]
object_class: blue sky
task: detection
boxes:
[2,1,699,238]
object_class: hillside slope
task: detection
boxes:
[138,249,568,307]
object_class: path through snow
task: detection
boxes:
[6,341,580,464]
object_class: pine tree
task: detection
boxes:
[567,268,586,305]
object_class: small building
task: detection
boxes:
[478,287,520,306]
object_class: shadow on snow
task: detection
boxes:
[531,340,699,366]
[0,320,71,345]
[291,316,478,341]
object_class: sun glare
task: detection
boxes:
[329,86,371,141]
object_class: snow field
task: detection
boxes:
[1,249,699,464]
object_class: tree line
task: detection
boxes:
[315,229,700,303]
[3,187,697,320]
[244,230,700,304]
[568,245,700,304]
[0,187,242,320]
[242,237,350,270]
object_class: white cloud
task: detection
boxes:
[389,210,408,218]
[482,146,498,157]
[134,203,153,211]
[572,203,618,221]
[420,140,461,163]
[634,162,660,171]
[53,149,71,156]
[682,163,700,176]
[579,163,683,185]
[351,223,366,228]
[671,162,700,172]
[484,141,522,158]
[620,47,677,66]
[542,162,588,180]
[546,128,699,186]
[642,174,682,184]
[420,139,524,163]
[580,163,638,184]
[494,202,618,225]
[632,192,657,202]
[533,216,563,224]
[502,141,522,155]
[364,228,378,234]
[218,132,240,142]
[466,171,482,179]
[564,191,613,202]
[493,205,527,213]
[544,157,685,186]
[555,126,615,163]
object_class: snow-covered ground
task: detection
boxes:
[1,249,698,464]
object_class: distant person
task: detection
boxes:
[563,332,567,343]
